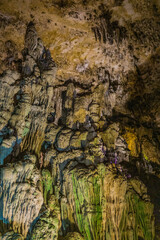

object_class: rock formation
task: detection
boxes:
[0,0,160,239]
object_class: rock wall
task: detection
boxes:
[0,0,160,239]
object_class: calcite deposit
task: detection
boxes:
[0,0,160,239]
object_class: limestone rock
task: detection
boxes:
[30,195,60,239]
[0,160,43,238]
[60,232,84,240]
[1,231,23,240]
[0,1,159,239]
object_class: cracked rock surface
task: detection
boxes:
[0,0,160,239]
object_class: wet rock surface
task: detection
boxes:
[0,0,160,239]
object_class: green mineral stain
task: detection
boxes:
[22,121,31,137]
[72,173,84,233]
[71,165,154,240]
[72,171,102,240]
[119,193,154,240]
[143,151,149,161]
[42,169,53,204]
[133,195,154,240]
[23,127,30,137]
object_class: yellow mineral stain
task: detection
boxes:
[123,128,139,157]
[73,108,89,124]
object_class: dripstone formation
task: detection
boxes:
[0,0,160,239]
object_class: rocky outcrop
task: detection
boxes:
[30,195,60,240]
[61,164,155,239]
[0,155,43,238]
[0,0,160,239]
[1,231,23,240]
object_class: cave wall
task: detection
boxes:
[0,0,160,239]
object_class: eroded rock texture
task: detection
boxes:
[0,0,160,239]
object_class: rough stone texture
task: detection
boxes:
[61,164,155,240]
[0,0,160,239]
[59,232,84,240]
[1,231,23,240]
[30,196,60,240]
[0,157,43,238]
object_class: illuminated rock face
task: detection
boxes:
[0,1,160,239]
[1,159,43,238]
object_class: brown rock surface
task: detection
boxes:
[0,0,160,239]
